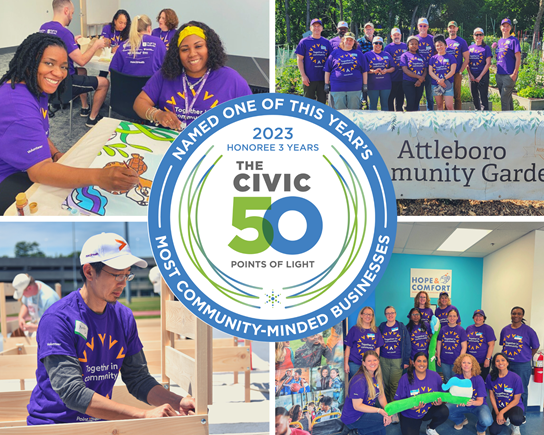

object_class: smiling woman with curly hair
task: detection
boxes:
[134,21,251,131]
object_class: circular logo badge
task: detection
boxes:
[148,94,396,341]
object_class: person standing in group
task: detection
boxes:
[468,28,492,110]
[445,21,469,110]
[499,306,540,415]
[465,309,496,382]
[486,353,525,435]
[406,308,432,364]
[365,37,395,110]
[357,22,375,54]
[447,354,493,435]
[345,307,384,379]
[340,350,392,434]
[385,28,407,112]
[495,18,521,111]
[434,292,461,326]
[295,19,332,104]
[329,21,349,50]
[400,36,427,111]
[436,309,467,382]
[416,18,435,111]
[324,32,367,110]
[394,352,449,435]
[429,34,457,110]
[152,9,179,48]
[101,10,131,52]
[409,291,433,325]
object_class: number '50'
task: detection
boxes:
[228,197,323,255]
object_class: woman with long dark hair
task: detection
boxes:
[428,35,457,110]
[468,28,492,110]
[365,36,395,110]
[101,9,131,52]
[406,308,432,365]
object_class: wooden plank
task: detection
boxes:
[174,338,233,349]
[207,326,213,405]
[3,336,37,348]
[161,279,174,385]
[0,421,26,428]
[195,320,211,414]
[165,347,195,395]
[166,300,196,339]
[144,348,161,375]
[0,354,37,380]
[245,370,251,403]
[178,347,250,372]
[4,301,21,316]
[136,318,161,328]
[0,390,31,421]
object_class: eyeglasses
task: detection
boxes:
[102,269,135,282]
[474,34,484,37]
[373,42,383,45]
[385,311,396,315]
[418,25,428,28]
[362,312,373,317]
[411,313,421,316]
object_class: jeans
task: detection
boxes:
[388,81,404,111]
[380,357,403,403]
[303,81,326,104]
[402,80,424,111]
[346,411,386,435]
[424,74,434,110]
[368,89,391,111]
[508,360,532,415]
[470,72,490,110]
[441,363,454,383]
[349,361,361,380]
[496,74,516,111]
[447,403,493,432]
[329,90,362,110]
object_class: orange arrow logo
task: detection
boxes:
[115,239,126,251]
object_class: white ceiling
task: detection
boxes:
[394,221,544,257]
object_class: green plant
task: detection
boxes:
[514,99,526,110]
[275,58,303,95]
[516,51,543,91]
[460,83,473,102]
[489,73,496,87]
[518,86,544,99]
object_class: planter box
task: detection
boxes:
[418,102,495,111]
[489,87,544,110]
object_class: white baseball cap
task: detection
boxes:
[418,18,429,26]
[80,233,148,269]
[391,28,401,36]
[12,273,31,299]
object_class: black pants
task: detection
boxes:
[0,171,33,215]
[489,406,524,435]
[399,404,449,435]
[470,72,490,110]
[388,81,404,112]
[479,364,490,383]
[402,80,424,112]
[303,81,326,104]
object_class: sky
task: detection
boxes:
[0,222,152,258]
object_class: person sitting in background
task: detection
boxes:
[110,15,166,76]
[315,395,340,421]
[276,407,310,435]
[152,8,179,48]
[101,9,131,52]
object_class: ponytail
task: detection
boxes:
[128,14,151,56]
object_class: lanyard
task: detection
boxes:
[180,69,210,129]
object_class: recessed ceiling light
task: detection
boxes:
[437,228,492,252]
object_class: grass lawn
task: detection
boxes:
[118,296,160,318]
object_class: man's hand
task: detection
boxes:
[301,74,310,86]
[144,404,178,418]
[18,317,26,331]
[93,38,107,50]
[179,396,196,415]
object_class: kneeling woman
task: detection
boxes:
[0,33,138,214]
[395,352,449,435]
[134,21,252,131]
[340,350,391,434]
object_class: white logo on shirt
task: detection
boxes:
[75,320,88,340]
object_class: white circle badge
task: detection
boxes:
[148,94,396,341]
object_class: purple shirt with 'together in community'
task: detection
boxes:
[395,370,444,419]
[152,28,178,48]
[365,50,393,90]
[496,36,521,75]
[341,375,380,425]
[500,323,540,363]
[438,323,467,365]
[429,53,457,86]
[295,36,332,82]
[468,44,492,76]
[39,21,79,75]
[381,321,403,359]
[385,42,408,82]
[416,34,435,63]
[466,323,496,364]
[400,52,427,83]
[344,326,384,365]
[109,34,166,76]
[445,36,469,72]
[486,371,525,412]
[324,48,367,92]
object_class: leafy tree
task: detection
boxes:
[14,242,45,258]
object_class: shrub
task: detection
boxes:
[489,73,496,87]
[518,86,544,99]
[275,59,303,95]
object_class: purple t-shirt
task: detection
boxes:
[466,323,496,364]
[385,42,408,82]
[395,370,443,419]
[429,54,457,86]
[400,52,427,83]
[0,84,50,184]
[486,371,525,412]
[101,23,122,46]
[151,28,178,48]
[416,34,435,63]
[381,321,403,359]
[496,36,521,75]
[409,323,431,360]
[365,50,393,90]
[500,324,540,363]
[295,36,332,82]
[446,36,469,71]
[438,324,467,365]
[330,36,341,50]
[27,291,143,424]
[142,67,252,127]
[434,305,461,326]
[345,326,384,365]
[39,21,79,75]
[453,373,487,407]
[468,44,492,76]
[110,34,166,76]
[324,49,367,92]
[341,375,380,425]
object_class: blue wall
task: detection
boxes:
[347,254,483,329]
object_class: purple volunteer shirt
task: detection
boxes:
[385,42,408,82]
[27,291,143,424]
[409,323,431,360]
[445,36,469,71]
[324,48,367,92]
[381,321,403,359]
[152,28,178,48]
[365,50,393,90]
[330,35,341,50]
[400,52,427,83]
[500,324,540,363]
[486,371,525,412]
[0,84,50,184]
[101,23,122,46]
[429,53,457,86]
[39,21,79,75]
[496,36,521,75]
[110,34,166,76]
[468,44,492,76]
[466,323,496,364]
[395,370,443,419]
[345,326,384,365]
[416,34,435,63]
[453,373,487,407]
[341,374,380,425]
[438,324,467,365]
[142,66,251,127]
[295,36,332,82]
[434,305,461,326]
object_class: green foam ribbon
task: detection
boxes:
[384,392,469,416]
[428,318,441,372]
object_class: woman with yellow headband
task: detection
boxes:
[134,21,251,131]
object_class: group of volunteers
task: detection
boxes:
[295,16,520,112]
[0,0,251,214]
[340,291,539,435]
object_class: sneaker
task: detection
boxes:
[426,426,439,435]
[511,425,520,435]
[505,418,511,427]
[86,113,103,127]
[521,416,526,424]
[80,106,91,117]
[391,414,399,424]
[454,418,468,430]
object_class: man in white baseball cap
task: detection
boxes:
[416,17,435,110]
[26,232,196,425]
[330,21,349,50]
[11,273,59,337]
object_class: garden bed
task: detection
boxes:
[489,87,544,110]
